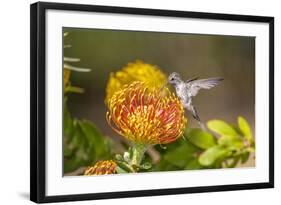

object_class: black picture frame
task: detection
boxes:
[30,2,274,203]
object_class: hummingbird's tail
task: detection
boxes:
[190,105,207,131]
[198,121,207,131]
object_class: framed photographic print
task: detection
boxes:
[30,2,274,203]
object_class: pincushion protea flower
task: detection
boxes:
[106,81,187,145]
[105,60,167,104]
[84,160,117,175]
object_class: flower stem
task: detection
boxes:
[131,144,147,166]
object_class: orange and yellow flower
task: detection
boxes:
[105,60,167,104]
[106,81,187,145]
[84,160,117,175]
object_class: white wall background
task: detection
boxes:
[0,0,278,204]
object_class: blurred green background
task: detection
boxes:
[64,28,255,168]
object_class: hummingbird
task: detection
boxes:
[167,72,223,130]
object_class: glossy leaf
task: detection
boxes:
[186,128,216,149]
[155,139,201,171]
[218,135,244,150]
[64,115,112,173]
[241,152,250,163]
[116,166,128,174]
[116,161,134,173]
[78,120,111,159]
[227,156,240,168]
[238,116,253,141]
[207,120,238,137]
[185,158,202,170]
[163,145,191,167]
[199,146,228,166]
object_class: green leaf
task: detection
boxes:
[70,122,86,152]
[185,158,202,170]
[207,120,238,137]
[64,157,85,173]
[78,120,111,159]
[64,118,113,173]
[163,142,199,168]
[116,161,134,173]
[63,142,72,157]
[241,152,250,163]
[199,146,228,166]
[116,166,128,174]
[218,135,244,150]
[186,128,216,149]
[227,156,240,168]
[238,116,253,141]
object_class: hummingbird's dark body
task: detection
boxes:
[168,72,223,129]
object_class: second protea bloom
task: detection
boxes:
[105,60,167,104]
[106,81,187,145]
[84,160,117,175]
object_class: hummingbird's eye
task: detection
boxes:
[171,78,174,81]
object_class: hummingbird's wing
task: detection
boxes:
[186,77,223,97]
[185,77,199,84]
